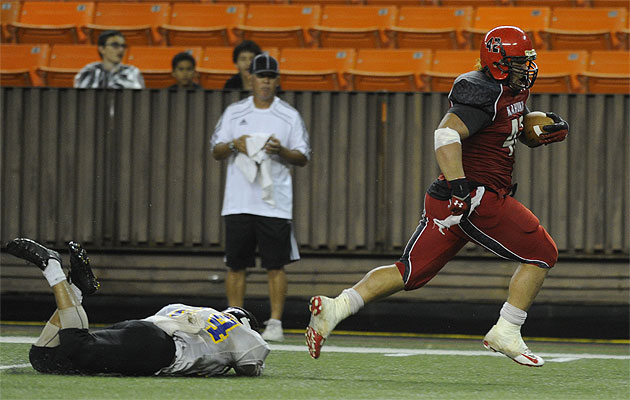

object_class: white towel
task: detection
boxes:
[234,133,275,207]
[433,186,485,235]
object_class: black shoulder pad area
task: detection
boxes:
[449,71,502,116]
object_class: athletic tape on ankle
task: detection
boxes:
[341,288,364,315]
[58,307,89,330]
[500,302,527,326]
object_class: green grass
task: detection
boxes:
[1,331,629,400]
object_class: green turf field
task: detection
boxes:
[1,326,629,400]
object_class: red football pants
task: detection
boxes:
[395,189,558,291]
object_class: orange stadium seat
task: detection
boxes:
[9,2,94,44]
[82,3,171,46]
[421,49,478,92]
[279,47,356,90]
[432,0,510,6]
[310,6,397,49]
[159,4,245,47]
[364,0,424,5]
[36,44,101,87]
[590,0,630,6]
[291,0,359,4]
[0,43,49,86]
[214,0,284,3]
[618,17,630,50]
[197,46,235,89]
[386,6,473,50]
[541,7,628,50]
[513,0,587,6]
[233,5,321,48]
[1,1,21,42]
[126,45,202,88]
[197,46,279,89]
[463,7,550,49]
[345,48,432,91]
[578,50,630,94]
[531,50,588,93]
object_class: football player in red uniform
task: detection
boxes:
[306,26,569,367]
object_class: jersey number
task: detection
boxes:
[205,314,239,343]
[502,116,523,156]
[168,308,240,343]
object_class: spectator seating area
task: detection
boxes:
[1,1,628,93]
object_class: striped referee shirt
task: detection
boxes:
[74,62,145,89]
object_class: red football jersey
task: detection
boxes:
[444,70,529,194]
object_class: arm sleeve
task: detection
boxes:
[447,104,492,136]
[134,69,145,89]
[447,73,501,135]
[209,110,231,150]
[287,114,311,159]
[74,65,95,88]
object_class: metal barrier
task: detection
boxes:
[1,88,628,257]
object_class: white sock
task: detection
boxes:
[335,288,365,318]
[42,259,66,288]
[267,318,282,327]
[58,307,89,330]
[499,302,527,326]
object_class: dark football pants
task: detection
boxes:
[29,320,175,375]
[395,189,558,290]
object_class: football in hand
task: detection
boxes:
[520,111,555,147]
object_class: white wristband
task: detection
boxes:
[434,127,461,150]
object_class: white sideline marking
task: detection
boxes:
[268,344,630,362]
[0,363,31,370]
[1,337,36,344]
[1,338,628,366]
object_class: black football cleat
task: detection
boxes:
[67,241,100,295]
[5,238,62,271]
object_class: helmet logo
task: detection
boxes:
[485,37,502,53]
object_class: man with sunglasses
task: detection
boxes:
[211,53,311,342]
[74,30,145,89]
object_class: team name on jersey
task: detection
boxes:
[506,101,524,117]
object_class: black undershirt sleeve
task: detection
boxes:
[447,104,493,136]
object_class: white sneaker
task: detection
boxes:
[483,323,544,367]
[305,296,342,359]
[261,320,284,342]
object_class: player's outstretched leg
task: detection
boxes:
[306,288,364,359]
[67,241,100,296]
[483,316,544,367]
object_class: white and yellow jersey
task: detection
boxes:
[144,303,270,377]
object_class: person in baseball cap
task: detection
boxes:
[249,53,279,78]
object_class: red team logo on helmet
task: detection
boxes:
[480,26,538,91]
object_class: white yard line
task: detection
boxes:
[0,363,31,370]
[1,337,628,368]
[268,344,630,361]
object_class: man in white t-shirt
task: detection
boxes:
[210,53,311,342]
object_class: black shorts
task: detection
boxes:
[224,213,298,270]
[29,320,175,376]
